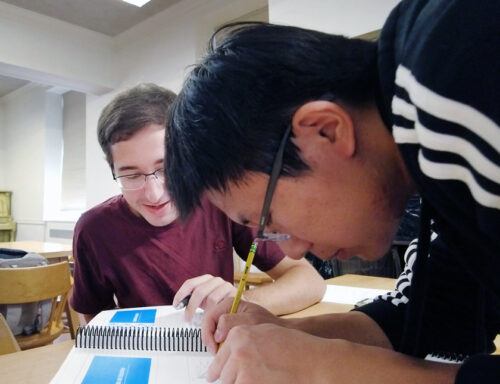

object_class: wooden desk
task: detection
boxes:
[0,241,72,262]
[0,340,73,384]
[284,274,395,318]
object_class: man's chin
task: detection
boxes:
[142,210,178,227]
[146,216,177,227]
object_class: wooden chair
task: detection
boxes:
[0,261,72,350]
[65,278,80,339]
[0,313,20,355]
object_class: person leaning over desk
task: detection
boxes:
[164,0,500,383]
[69,83,325,324]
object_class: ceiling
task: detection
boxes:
[0,0,183,98]
[1,0,182,36]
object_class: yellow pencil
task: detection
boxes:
[230,240,258,314]
[216,240,257,353]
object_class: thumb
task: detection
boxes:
[214,313,245,343]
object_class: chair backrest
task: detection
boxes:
[0,261,72,349]
[0,313,20,355]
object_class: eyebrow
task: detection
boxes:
[115,159,164,173]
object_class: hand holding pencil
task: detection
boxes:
[205,123,291,353]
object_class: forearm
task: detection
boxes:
[314,339,459,384]
[284,310,393,349]
[244,263,326,315]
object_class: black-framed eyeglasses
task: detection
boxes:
[256,124,293,242]
[113,168,165,191]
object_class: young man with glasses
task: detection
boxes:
[70,83,325,324]
[164,1,499,383]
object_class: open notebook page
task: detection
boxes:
[50,305,216,384]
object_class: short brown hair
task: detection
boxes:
[97,83,176,169]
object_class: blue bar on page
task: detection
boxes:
[82,356,151,384]
[110,309,157,324]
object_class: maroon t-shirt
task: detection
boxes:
[70,195,284,315]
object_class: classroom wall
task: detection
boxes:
[0,86,87,240]
[0,1,115,241]
[43,90,64,222]
[268,0,400,36]
[1,85,51,240]
[0,102,5,188]
[61,91,86,212]
[0,1,116,95]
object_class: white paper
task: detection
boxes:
[321,285,390,305]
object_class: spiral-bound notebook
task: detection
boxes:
[50,306,213,384]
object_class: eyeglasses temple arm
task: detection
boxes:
[256,124,292,238]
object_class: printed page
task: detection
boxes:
[50,348,215,384]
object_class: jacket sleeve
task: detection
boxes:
[353,238,419,349]
[455,355,500,384]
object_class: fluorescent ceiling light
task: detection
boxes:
[122,0,152,7]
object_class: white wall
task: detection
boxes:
[1,85,49,240]
[0,1,116,95]
[61,91,86,212]
[269,0,400,36]
[0,102,5,188]
[0,1,117,241]
[43,91,63,220]
[2,85,47,221]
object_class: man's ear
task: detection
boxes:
[291,101,356,158]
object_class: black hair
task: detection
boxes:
[98,83,176,169]
[166,22,378,218]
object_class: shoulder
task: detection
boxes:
[395,0,499,98]
[387,0,499,151]
[75,195,123,234]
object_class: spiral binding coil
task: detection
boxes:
[75,326,207,352]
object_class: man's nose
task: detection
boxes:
[143,175,164,203]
